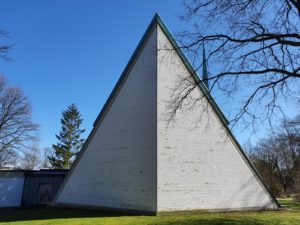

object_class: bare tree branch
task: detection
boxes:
[167,0,300,129]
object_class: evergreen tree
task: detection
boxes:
[48,103,85,169]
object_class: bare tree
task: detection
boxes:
[22,145,41,170]
[0,76,38,168]
[249,115,300,197]
[281,115,300,198]
[0,147,16,168]
[169,0,300,129]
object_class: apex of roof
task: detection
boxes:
[93,13,229,127]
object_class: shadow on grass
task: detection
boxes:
[0,207,269,225]
[0,206,128,223]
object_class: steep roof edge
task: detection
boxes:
[154,13,229,125]
[92,13,229,127]
[53,15,158,204]
[92,15,158,127]
[155,13,279,208]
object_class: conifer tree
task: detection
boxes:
[48,103,85,169]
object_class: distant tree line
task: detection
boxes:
[249,115,300,199]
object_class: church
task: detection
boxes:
[54,13,279,214]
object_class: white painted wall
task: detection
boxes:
[0,172,24,207]
[56,26,158,212]
[156,25,277,212]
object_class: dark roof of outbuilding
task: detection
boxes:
[0,169,68,174]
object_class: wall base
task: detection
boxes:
[54,202,279,216]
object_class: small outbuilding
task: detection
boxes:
[22,169,68,206]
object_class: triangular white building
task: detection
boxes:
[54,14,279,214]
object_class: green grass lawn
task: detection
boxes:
[0,199,300,225]
[277,198,300,210]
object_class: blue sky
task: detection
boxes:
[0,0,186,150]
[0,0,285,150]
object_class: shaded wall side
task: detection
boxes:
[22,175,66,206]
[156,25,277,211]
[56,27,157,212]
[0,172,24,207]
